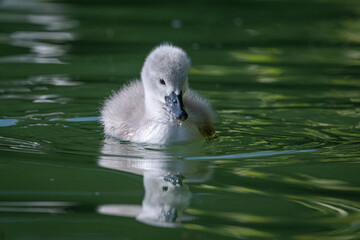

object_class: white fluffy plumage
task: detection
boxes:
[101,43,215,144]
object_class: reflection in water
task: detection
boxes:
[0,74,80,104]
[0,201,76,214]
[0,135,44,154]
[0,0,77,64]
[28,74,81,86]
[97,138,213,227]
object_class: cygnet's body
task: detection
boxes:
[101,44,215,144]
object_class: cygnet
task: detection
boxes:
[101,43,215,144]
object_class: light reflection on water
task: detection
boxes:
[0,74,80,106]
[0,0,76,64]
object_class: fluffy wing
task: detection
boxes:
[183,89,216,138]
[100,80,144,139]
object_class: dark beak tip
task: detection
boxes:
[180,112,188,121]
[175,111,188,121]
[165,91,188,122]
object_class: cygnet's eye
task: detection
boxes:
[159,79,166,86]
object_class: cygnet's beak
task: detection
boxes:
[165,91,188,122]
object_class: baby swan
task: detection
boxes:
[101,43,215,144]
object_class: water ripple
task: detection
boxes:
[0,0,76,64]
[0,136,44,154]
[185,149,315,160]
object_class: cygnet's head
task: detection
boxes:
[141,43,190,122]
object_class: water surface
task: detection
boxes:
[1,0,360,239]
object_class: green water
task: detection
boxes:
[1,0,360,239]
